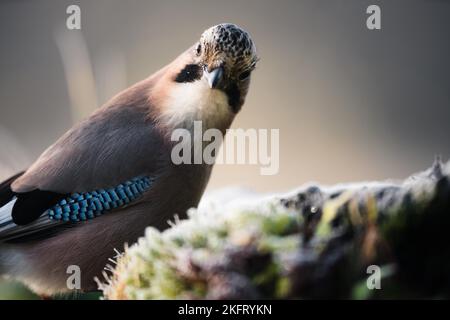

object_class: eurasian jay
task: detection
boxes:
[0,23,258,296]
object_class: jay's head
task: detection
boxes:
[155,24,257,131]
[194,24,258,96]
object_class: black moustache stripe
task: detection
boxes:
[174,64,202,83]
[225,83,241,113]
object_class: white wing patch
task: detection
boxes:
[0,197,16,227]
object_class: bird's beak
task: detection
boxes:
[204,66,224,89]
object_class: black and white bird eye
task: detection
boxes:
[174,64,202,83]
[238,70,251,81]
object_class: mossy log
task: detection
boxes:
[99,160,450,299]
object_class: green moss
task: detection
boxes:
[100,203,302,299]
[100,161,450,299]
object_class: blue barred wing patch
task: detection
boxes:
[47,176,153,222]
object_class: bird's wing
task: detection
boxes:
[0,174,155,242]
[0,91,168,242]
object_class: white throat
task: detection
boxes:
[160,78,232,132]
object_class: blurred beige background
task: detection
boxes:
[1,0,449,193]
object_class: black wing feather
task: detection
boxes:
[12,190,68,225]
[0,171,23,207]
[0,171,68,226]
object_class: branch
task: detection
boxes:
[99,159,450,299]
